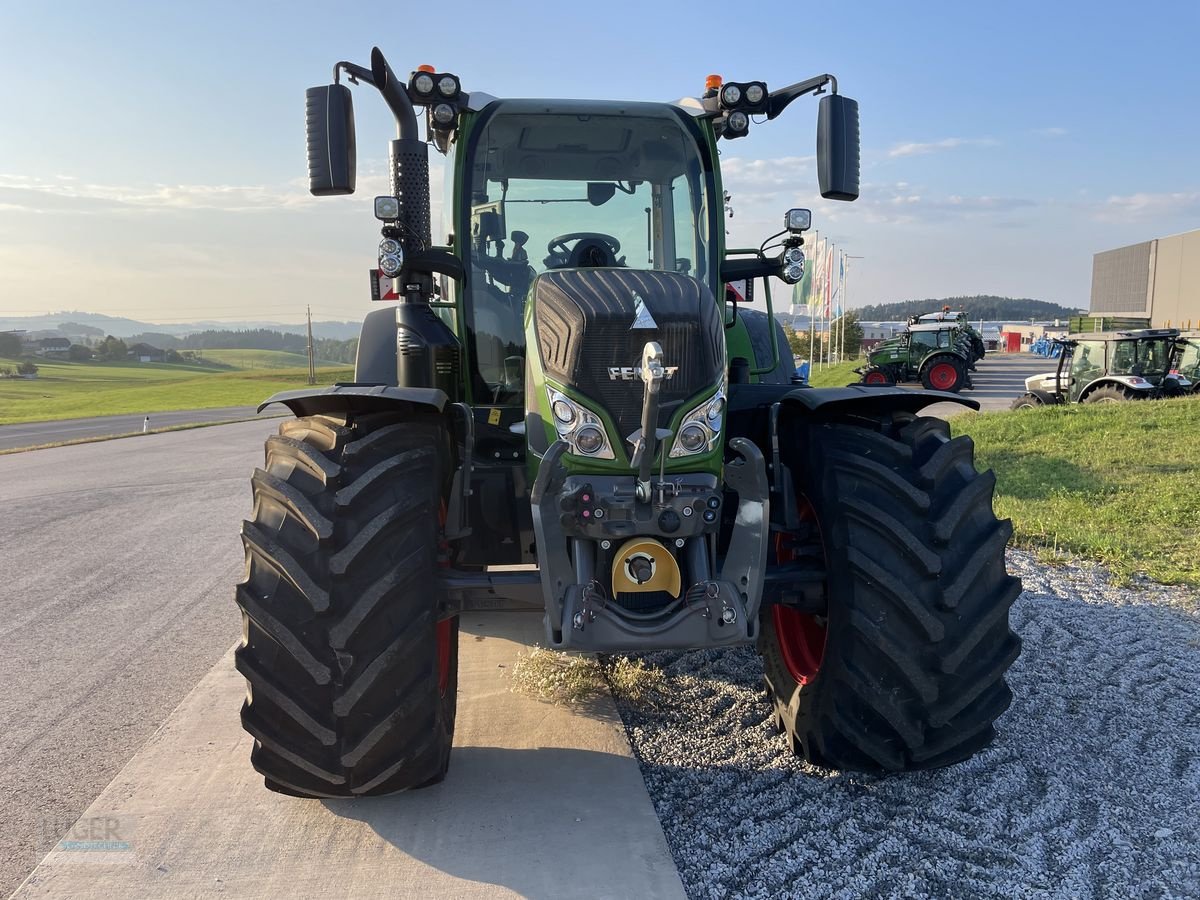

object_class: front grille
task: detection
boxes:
[534,269,724,445]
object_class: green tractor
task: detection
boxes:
[911,308,987,369]
[1011,328,1193,408]
[855,322,975,392]
[234,48,1021,797]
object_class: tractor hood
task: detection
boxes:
[533,269,724,447]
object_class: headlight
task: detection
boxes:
[783,245,804,264]
[374,196,400,220]
[551,398,576,426]
[745,83,765,105]
[678,423,707,453]
[379,253,404,277]
[546,390,615,460]
[782,261,804,283]
[669,387,725,457]
[437,75,459,97]
[379,238,401,257]
[726,110,749,134]
[721,84,742,106]
[431,103,457,126]
[575,425,605,455]
[413,73,435,96]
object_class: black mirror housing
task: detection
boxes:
[817,94,859,201]
[306,84,356,196]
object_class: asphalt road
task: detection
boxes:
[0,419,278,897]
[0,407,281,452]
[920,351,1052,418]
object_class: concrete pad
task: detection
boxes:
[13,613,685,900]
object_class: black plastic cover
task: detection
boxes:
[534,269,724,443]
[305,84,356,196]
[816,95,860,201]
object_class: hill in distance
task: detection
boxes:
[0,311,361,341]
[854,296,1083,322]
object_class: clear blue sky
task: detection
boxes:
[1,0,1197,323]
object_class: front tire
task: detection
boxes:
[860,365,895,386]
[759,415,1022,771]
[234,412,459,797]
[1010,393,1043,410]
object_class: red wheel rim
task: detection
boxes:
[436,501,452,697]
[929,362,957,390]
[771,500,827,685]
[865,371,888,385]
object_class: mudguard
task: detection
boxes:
[259,384,448,418]
[726,383,977,449]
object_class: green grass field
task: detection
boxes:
[200,349,342,369]
[954,398,1200,586]
[0,356,352,425]
[804,359,863,387]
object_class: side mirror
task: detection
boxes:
[305,84,356,196]
[816,94,859,201]
[587,183,617,206]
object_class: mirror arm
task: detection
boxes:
[334,61,377,88]
[766,74,837,121]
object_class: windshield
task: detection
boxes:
[1109,338,1172,376]
[459,104,717,404]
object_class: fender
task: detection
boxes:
[259,383,448,419]
[1078,375,1156,400]
[726,383,977,448]
[1024,388,1061,405]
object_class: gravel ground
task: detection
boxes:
[610,550,1200,900]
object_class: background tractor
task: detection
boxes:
[910,308,987,369]
[1177,333,1200,392]
[233,48,1021,798]
[1011,328,1193,408]
[855,322,975,392]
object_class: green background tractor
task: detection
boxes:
[1011,328,1193,408]
[912,309,987,369]
[856,322,975,392]
[233,48,1021,797]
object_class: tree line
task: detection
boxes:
[855,296,1080,322]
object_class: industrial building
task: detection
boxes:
[1090,227,1200,328]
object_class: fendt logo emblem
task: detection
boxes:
[608,366,679,381]
[630,293,658,330]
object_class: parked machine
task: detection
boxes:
[855,322,975,392]
[1011,328,1193,408]
[232,48,1021,797]
[911,308,987,369]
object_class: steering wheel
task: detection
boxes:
[545,232,622,268]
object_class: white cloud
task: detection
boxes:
[1033,127,1069,137]
[887,137,998,158]
[1094,191,1200,221]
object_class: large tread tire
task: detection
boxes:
[1010,393,1043,410]
[759,414,1022,772]
[234,412,459,797]
[1083,385,1131,404]
[920,355,968,393]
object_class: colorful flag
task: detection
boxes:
[808,237,825,315]
[822,243,834,318]
[832,251,845,317]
